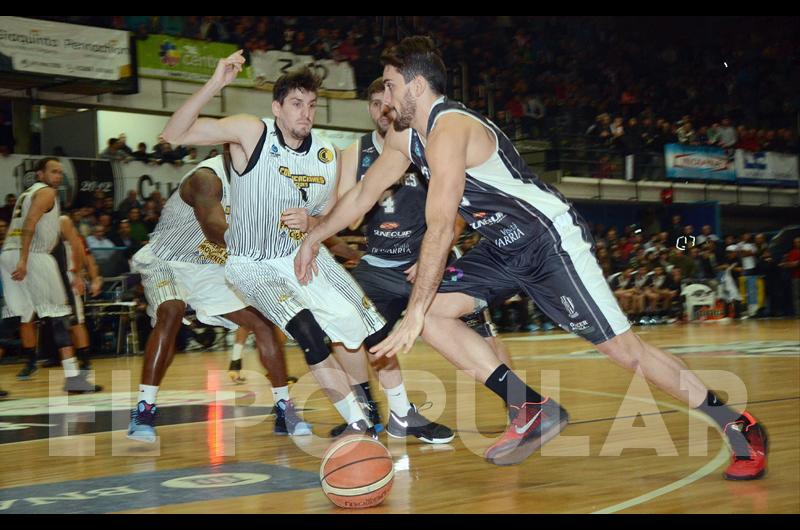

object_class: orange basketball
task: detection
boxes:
[320,435,394,509]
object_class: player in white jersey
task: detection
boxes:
[127,154,309,443]
[162,53,450,438]
[297,37,767,479]
[0,158,101,393]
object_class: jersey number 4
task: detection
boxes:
[381,195,396,214]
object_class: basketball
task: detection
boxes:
[320,435,394,509]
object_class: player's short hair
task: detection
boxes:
[380,36,446,95]
[273,66,322,105]
[367,77,385,99]
[35,157,60,174]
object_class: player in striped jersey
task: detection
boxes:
[0,158,101,393]
[161,53,452,438]
[297,37,767,479]
[127,154,309,443]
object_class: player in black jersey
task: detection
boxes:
[297,37,767,479]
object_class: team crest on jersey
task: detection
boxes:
[413,141,422,158]
[317,148,334,164]
[279,166,326,189]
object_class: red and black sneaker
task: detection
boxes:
[484,397,570,466]
[723,412,768,481]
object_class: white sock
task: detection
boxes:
[231,343,244,362]
[139,384,159,405]
[385,383,411,416]
[271,385,290,404]
[62,357,79,378]
[333,392,369,424]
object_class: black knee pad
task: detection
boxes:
[460,308,497,338]
[49,316,74,349]
[285,309,331,366]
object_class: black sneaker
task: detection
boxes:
[63,372,103,394]
[17,362,38,380]
[41,359,61,368]
[0,389,8,398]
[329,399,384,437]
[386,403,454,444]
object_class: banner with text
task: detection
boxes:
[665,144,735,182]
[136,34,252,86]
[734,149,799,186]
[0,17,131,81]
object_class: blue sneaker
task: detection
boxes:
[541,322,555,331]
[127,400,158,443]
[273,399,312,436]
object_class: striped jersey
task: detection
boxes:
[226,118,338,260]
[357,131,427,263]
[408,97,589,253]
[149,156,230,264]
[1,182,61,254]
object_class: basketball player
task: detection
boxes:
[296,37,767,480]
[161,53,449,438]
[284,78,504,439]
[128,154,308,443]
[0,158,102,393]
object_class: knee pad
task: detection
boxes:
[50,316,74,349]
[460,308,497,338]
[285,309,331,366]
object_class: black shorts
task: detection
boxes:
[438,213,631,344]
[351,259,495,338]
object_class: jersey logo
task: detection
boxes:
[269,144,280,157]
[278,166,326,189]
[380,222,399,230]
[317,148,334,164]
[361,155,374,168]
[278,221,306,242]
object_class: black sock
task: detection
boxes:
[485,364,544,408]
[355,381,374,403]
[22,347,36,365]
[696,391,749,456]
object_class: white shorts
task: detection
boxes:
[225,246,385,349]
[0,250,71,323]
[132,245,246,329]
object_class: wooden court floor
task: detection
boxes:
[1,319,798,513]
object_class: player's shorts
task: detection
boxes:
[0,250,71,323]
[132,244,245,329]
[438,212,631,344]
[226,246,385,349]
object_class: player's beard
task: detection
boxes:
[393,91,416,132]
[289,126,311,143]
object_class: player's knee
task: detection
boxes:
[50,316,73,349]
[156,301,184,328]
[285,309,330,366]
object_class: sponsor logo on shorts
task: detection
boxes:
[362,296,375,310]
[568,320,590,332]
[277,294,290,303]
[155,280,171,288]
[561,295,579,319]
